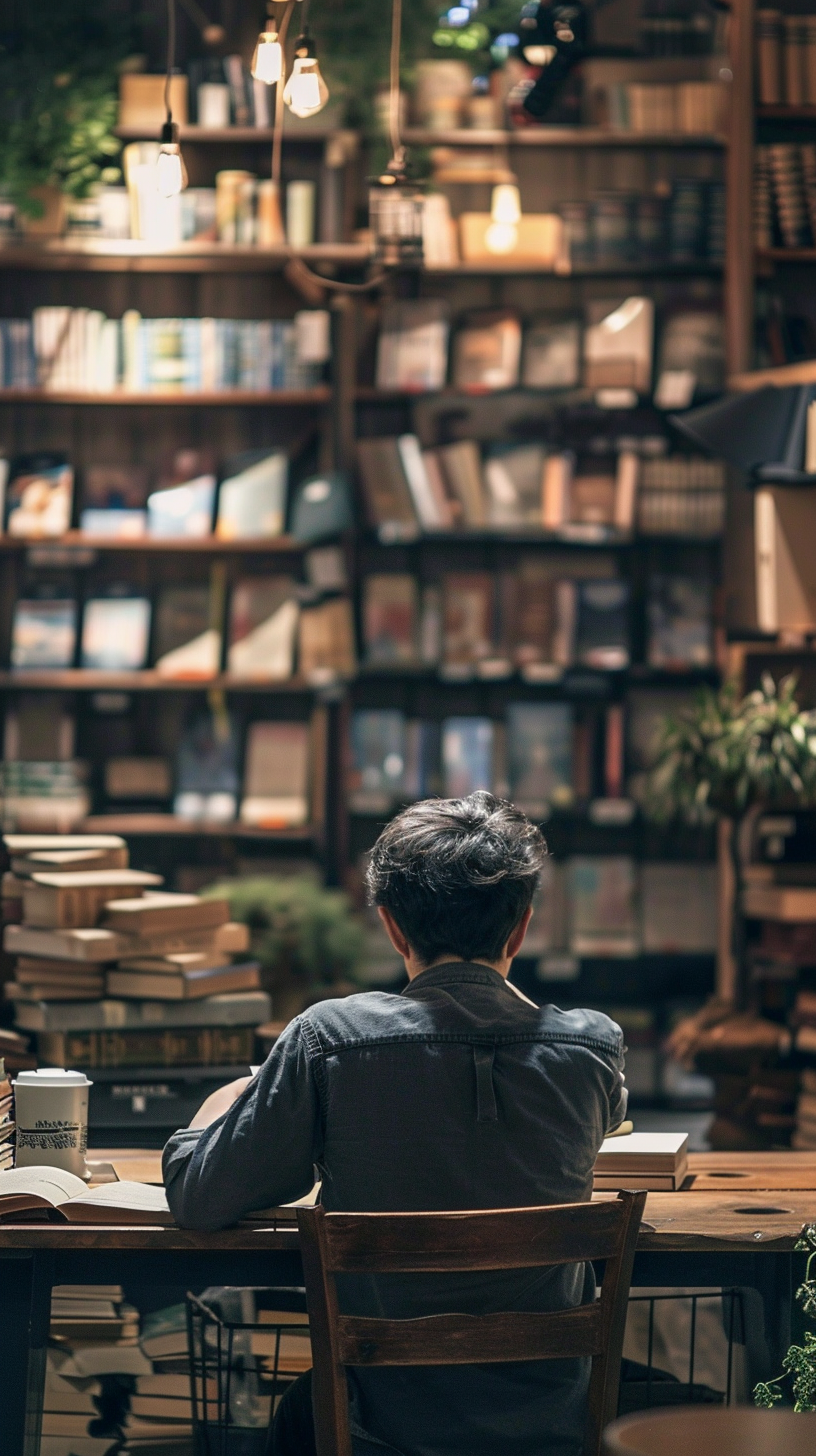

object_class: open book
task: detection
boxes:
[0,1168,173,1224]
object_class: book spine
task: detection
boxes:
[784,14,805,106]
[754,489,778,633]
[756,9,783,105]
[37,1025,256,1069]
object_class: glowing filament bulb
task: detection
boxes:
[157,122,188,197]
[283,38,329,119]
[252,25,283,84]
[485,183,521,253]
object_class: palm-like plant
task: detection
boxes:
[646,674,816,1003]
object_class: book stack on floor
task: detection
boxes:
[44,1283,145,1456]
[126,1303,195,1452]
[593,1131,689,1191]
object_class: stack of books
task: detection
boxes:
[755,143,816,249]
[756,9,816,107]
[3,834,268,1085]
[593,1131,689,1191]
[636,456,726,537]
[0,1060,13,1171]
[44,1283,143,1456]
[126,1304,194,1450]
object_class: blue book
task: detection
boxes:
[349,709,406,811]
[11,594,77,668]
[575,580,630,671]
[147,475,217,538]
[442,717,494,798]
[507,703,574,818]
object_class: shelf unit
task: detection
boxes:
[403,126,727,148]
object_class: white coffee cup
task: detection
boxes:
[13,1069,92,1177]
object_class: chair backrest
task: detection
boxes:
[297,1190,646,1456]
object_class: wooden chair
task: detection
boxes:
[297,1189,646,1456]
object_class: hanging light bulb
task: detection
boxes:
[157,119,188,197]
[485,183,521,254]
[283,30,329,118]
[157,0,187,197]
[252,21,283,83]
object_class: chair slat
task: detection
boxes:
[323,1200,624,1272]
[337,1305,604,1366]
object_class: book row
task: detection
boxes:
[755,144,816,250]
[358,433,725,539]
[755,8,816,106]
[2,711,319,831]
[9,578,355,682]
[560,181,724,268]
[374,299,725,404]
[0,308,328,394]
[349,692,700,815]
[361,566,714,678]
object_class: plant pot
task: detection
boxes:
[20,185,66,236]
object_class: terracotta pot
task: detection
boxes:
[20,185,66,236]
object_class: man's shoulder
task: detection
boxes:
[536,1003,624,1056]
[297,991,623,1058]
[298,989,410,1048]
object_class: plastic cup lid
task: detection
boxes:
[14,1068,91,1087]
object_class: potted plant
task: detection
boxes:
[0,1,129,229]
[754,1222,816,1410]
[646,673,816,1002]
[202,875,366,1024]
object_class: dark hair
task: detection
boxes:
[366,792,548,966]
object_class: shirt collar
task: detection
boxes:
[400,962,509,995]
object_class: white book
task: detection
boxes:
[98,319,119,392]
[122,309,142,392]
[227,598,299,680]
[397,434,443,530]
[200,316,217,392]
[614,450,639,532]
[155,628,221,679]
[595,1131,688,1171]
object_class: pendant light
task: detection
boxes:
[252,5,284,84]
[368,0,424,264]
[157,0,188,197]
[283,27,330,118]
[485,182,521,254]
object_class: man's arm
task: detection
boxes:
[162,1016,320,1230]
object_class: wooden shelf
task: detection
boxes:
[756,105,816,121]
[0,533,305,555]
[757,247,816,264]
[82,813,315,840]
[419,260,723,277]
[0,241,372,274]
[403,127,726,148]
[0,671,319,692]
[0,387,330,407]
[114,124,338,143]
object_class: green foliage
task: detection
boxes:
[202,876,366,998]
[311,0,442,128]
[0,0,130,212]
[645,675,816,824]
[754,1226,816,1410]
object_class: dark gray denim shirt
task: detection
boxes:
[163,964,627,1456]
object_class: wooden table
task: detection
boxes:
[3,1152,816,1456]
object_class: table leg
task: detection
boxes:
[0,1252,53,1456]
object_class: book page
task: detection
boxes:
[0,1166,88,1207]
[68,1180,169,1213]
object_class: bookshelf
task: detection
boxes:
[0,242,372,273]
[402,128,727,149]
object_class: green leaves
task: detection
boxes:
[754,1228,816,1410]
[646,675,816,824]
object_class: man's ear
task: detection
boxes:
[505,905,533,960]
[378,906,412,960]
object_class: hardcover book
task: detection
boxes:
[362,575,419,665]
[5,454,74,539]
[568,855,640,957]
[147,475,216,538]
[442,572,495,677]
[357,437,419,539]
[80,595,151,671]
[438,441,487,527]
[349,709,407,811]
[451,312,522,392]
[11,593,77,669]
[153,584,221,679]
[80,464,149,538]
[442,717,494,797]
[375,300,450,392]
[483,444,546,529]
[215,450,288,539]
[522,318,581,389]
[575,580,630,670]
[240,721,310,828]
[297,598,356,680]
[646,572,713,669]
[227,577,299,681]
[507,703,574,817]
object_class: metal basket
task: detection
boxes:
[186,1288,310,1456]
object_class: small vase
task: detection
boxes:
[20,185,67,237]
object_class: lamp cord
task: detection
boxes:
[165,0,176,123]
[389,0,404,170]
[272,0,297,187]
